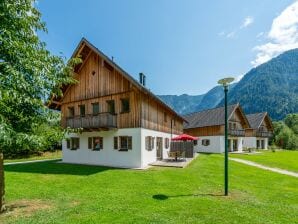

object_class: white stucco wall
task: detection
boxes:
[140,128,177,168]
[194,136,225,153]
[62,128,178,169]
[243,137,256,148]
[194,136,244,153]
[243,137,268,149]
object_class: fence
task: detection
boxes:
[170,141,194,158]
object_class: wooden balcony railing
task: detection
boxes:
[228,129,245,137]
[256,131,273,138]
[66,113,117,129]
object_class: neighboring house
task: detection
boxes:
[183,104,250,153]
[244,112,274,149]
[48,38,184,168]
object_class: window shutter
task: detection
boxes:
[88,137,92,149]
[66,139,70,149]
[100,137,103,149]
[114,137,118,149]
[151,137,154,150]
[145,136,149,150]
[128,137,132,150]
[76,138,80,149]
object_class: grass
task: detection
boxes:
[230,150,298,172]
[1,154,298,224]
[4,151,62,164]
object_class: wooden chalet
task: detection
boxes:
[244,112,274,149]
[183,104,250,153]
[48,38,184,168]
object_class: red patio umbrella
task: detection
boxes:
[171,134,198,141]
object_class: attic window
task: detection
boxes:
[103,60,114,71]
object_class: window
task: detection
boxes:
[79,105,85,117]
[233,123,236,130]
[92,103,100,115]
[202,139,210,146]
[228,122,232,130]
[68,107,74,117]
[165,138,169,149]
[114,136,132,151]
[107,100,115,114]
[164,112,167,122]
[66,137,80,150]
[173,119,176,126]
[193,140,198,146]
[121,98,130,113]
[145,136,155,151]
[88,137,103,150]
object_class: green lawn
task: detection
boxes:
[1,154,298,224]
[4,151,62,164]
[231,150,298,172]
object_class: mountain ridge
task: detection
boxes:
[159,48,298,120]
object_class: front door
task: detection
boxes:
[233,139,238,151]
[156,137,163,160]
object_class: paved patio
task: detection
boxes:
[150,153,198,168]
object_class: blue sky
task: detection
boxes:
[37,0,296,95]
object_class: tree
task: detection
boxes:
[273,114,298,150]
[0,0,77,212]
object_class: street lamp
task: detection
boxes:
[218,77,234,196]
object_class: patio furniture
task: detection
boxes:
[167,151,176,161]
[179,151,186,161]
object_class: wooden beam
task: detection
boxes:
[77,49,93,73]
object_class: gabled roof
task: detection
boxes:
[246,112,273,130]
[48,38,185,121]
[183,103,250,129]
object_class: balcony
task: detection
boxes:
[256,131,273,138]
[228,129,245,137]
[66,113,117,130]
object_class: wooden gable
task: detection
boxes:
[229,106,250,129]
[260,114,274,131]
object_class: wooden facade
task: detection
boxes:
[49,39,184,134]
[245,113,273,137]
[184,106,249,137]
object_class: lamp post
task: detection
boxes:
[218,77,234,196]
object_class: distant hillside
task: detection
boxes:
[218,48,298,120]
[159,49,298,120]
[158,84,236,115]
[157,94,204,115]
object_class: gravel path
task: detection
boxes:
[230,158,298,178]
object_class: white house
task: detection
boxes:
[244,112,274,150]
[183,104,250,153]
[48,38,184,168]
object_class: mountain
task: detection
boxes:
[218,48,298,120]
[157,94,204,115]
[159,48,298,120]
[158,83,236,115]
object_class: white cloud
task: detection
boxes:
[235,74,244,82]
[241,16,254,29]
[219,16,254,39]
[226,31,236,39]
[218,31,225,36]
[256,32,264,38]
[252,1,298,66]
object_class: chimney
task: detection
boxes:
[139,72,146,86]
[143,74,146,86]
